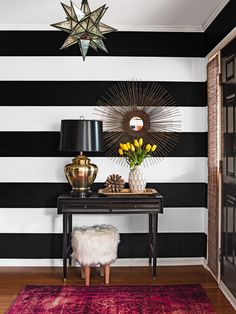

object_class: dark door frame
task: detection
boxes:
[207,31,236,308]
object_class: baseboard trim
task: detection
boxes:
[203,259,218,282]
[201,259,236,309]
[115,258,205,267]
[219,281,236,310]
[0,258,205,267]
[202,257,208,268]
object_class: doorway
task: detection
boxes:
[221,37,236,298]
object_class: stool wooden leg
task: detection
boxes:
[104,264,110,285]
[81,266,85,279]
[84,265,90,286]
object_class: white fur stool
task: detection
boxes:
[71,224,119,286]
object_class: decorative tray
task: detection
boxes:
[98,188,158,196]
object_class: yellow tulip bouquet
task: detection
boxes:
[118,138,157,169]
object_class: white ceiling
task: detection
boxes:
[0,0,229,32]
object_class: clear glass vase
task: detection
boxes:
[128,165,146,192]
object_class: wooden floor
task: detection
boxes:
[0,266,235,314]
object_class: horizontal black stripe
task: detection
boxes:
[0,233,206,258]
[0,183,207,208]
[0,2,234,59]
[0,132,207,157]
[120,233,207,258]
[0,31,205,57]
[205,0,236,54]
[168,133,207,157]
[0,81,206,107]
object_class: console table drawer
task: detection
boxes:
[59,202,161,213]
[60,203,110,213]
[111,203,161,212]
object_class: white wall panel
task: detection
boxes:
[0,157,207,183]
[0,57,206,81]
[0,207,206,233]
[0,106,207,132]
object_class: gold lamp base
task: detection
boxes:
[64,155,98,196]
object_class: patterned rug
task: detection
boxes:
[7,284,216,314]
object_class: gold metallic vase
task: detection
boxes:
[64,155,98,195]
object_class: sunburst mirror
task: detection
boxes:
[96,81,181,164]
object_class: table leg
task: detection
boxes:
[63,214,68,282]
[68,214,72,267]
[152,213,158,280]
[148,214,153,266]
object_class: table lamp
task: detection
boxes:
[60,119,103,196]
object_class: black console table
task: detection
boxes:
[57,191,163,282]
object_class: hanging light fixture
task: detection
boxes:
[51,0,117,60]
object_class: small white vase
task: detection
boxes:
[128,165,146,192]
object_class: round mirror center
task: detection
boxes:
[129,116,144,131]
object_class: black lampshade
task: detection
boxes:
[60,119,103,152]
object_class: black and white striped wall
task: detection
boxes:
[0,1,235,266]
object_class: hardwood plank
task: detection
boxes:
[0,266,235,314]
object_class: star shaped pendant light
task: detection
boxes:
[51,0,117,60]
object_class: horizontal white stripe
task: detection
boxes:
[0,106,207,132]
[0,157,207,183]
[0,257,205,267]
[0,207,207,233]
[0,57,206,81]
[180,107,207,132]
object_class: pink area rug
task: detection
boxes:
[7,284,216,314]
